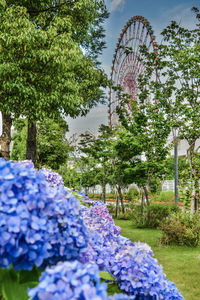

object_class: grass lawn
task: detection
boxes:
[115,219,200,300]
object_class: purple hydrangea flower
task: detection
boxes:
[28,261,109,300]
[38,168,64,188]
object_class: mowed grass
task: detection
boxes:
[115,219,200,300]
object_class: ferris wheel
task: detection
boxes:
[109,16,157,126]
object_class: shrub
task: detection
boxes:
[125,187,139,202]
[159,212,200,247]
[132,203,180,228]
[107,203,135,220]
[151,191,175,203]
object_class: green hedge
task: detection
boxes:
[132,203,180,228]
[159,212,200,247]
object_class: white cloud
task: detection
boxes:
[110,0,125,12]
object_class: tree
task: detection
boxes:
[78,126,114,202]
[115,86,170,204]
[137,8,200,211]
[0,1,108,161]
[11,117,71,170]
[108,126,143,214]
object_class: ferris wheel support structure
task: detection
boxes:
[109,16,157,126]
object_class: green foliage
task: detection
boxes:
[162,156,190,180]
[11,119,27,161]
[0,267,39,300]
[115,76,170,200]
[58,164,81,190]
[107,203,135,220]
[137,10,200,209]
[99,271,122,296]
[151,191,175,203]
[106,282,122,296]
[132,203,180,228]
[11,117,70,170]
[124,187,139,202]
[99,271,115,281]
[36,118,70,170]
[160,212,200,247]
[0,1,108,161]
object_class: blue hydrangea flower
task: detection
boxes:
[28,261,109,300]
[111,243,184,299]
[0,159,88,270]
[78,204,133,272]
[109,294,136,300]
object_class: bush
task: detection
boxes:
[88,193,101,199]
[151,191,175,203]
[107,203,134,220]
[125,187,139,202]
[132,203,180,228]
[159,212,200,247]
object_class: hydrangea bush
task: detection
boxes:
[0,159,88,270]
[0,158,184,300]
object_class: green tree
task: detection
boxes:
[79,125,114,202]
[162,156,190,180]
[0,1,108,161]
[116,86,170,204]
[138,8,200,210]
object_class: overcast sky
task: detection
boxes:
[66,0,199,138]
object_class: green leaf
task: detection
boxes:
[99,271,115,281]
[106,282,122,296]
[19,267,41,284]
[2,270,29,300]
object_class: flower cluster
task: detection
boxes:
[77,191,92,205]
[92,201,121,235]
[111,243,184,299]
[79,200,184,300]
[43,189,88,266]
[38,168,64,187]
[28,260,108,300]
[78,204,132,272]
[0,159,88,270]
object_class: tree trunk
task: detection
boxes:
[144,186,150,206]
[141,190,145,225]
[26,119,37,164]
[0,112,12,160]
[102,163,106,203]
[102,180,106,203]
[85,187,89,195]
[117,164,125,214]
[117,184,125,214]
[194,175,199,212]
[115,196,119,218]
[187,141,199,212]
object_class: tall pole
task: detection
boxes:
[174,137,179,205]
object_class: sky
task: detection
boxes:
[66,0,199,138]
